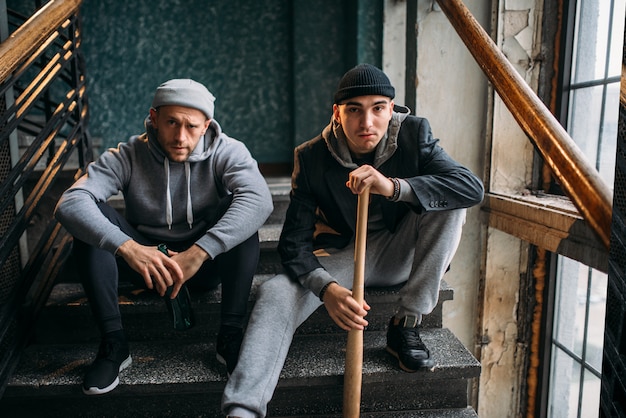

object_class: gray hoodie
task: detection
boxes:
[55,116,273,259]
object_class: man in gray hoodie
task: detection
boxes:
[55,78,273,396]
[222,64,484,417]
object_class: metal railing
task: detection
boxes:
[0,0,88,396]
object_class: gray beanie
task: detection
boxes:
[151,79,216,119]
[334,64,395,104]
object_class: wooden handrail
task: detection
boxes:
[0,0,82,83]
[436,0,613,249]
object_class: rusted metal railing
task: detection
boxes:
[0,0,88,396]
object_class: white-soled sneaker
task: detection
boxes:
[82,338,132,395]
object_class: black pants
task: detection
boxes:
[72,202,259,336]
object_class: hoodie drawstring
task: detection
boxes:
[164,158,173,229]
[184,161,193,228]
[164,158,194,230]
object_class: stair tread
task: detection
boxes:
[34,278,454,344]
[259,223,282,245]
[265,176,291,195]
[44,278,453,310]
[6,328,479,395]
[34,279,453,343]
[279,408,479,418]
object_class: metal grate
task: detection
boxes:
[600,46,626,417]
[0,89,22,402]
[0,92,21,306]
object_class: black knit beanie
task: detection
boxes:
[333,64,395,104]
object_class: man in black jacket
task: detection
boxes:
[222,64,484,418]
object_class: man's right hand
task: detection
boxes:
[116,240,184,297]
[322,282,370,331]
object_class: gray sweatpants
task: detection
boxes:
[222,208,466,418]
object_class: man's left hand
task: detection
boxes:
[169,244,211,298]
[322,282,370,331]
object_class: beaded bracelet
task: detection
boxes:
[387,177,400,201]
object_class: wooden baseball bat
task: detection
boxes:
[343,187,370,417]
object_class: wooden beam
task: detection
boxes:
[483,192,608,272]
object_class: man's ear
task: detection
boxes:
[149,107,158,126]
[332,103,341,124]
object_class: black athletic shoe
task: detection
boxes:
[216,327,243,375]
[82,338,132,395]
[386,315,435,372]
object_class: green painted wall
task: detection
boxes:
[7,0,383,165]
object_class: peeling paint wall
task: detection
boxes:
[480,0,544,417]
[492,0,543,194]
[480,228,528,417]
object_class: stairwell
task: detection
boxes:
[0,177,480,417]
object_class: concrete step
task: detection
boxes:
[263,176,290,225]
[278,409,479,418]
[31,277,453,345]
[279,410,478,418]
[1,328,479,417]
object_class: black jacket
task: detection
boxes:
[278,113,484,280]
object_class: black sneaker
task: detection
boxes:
[386,315,435,372]
[82,338,132,395]
[216,327,243,375]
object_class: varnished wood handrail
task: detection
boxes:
[436,0,613,249]
[0,0,82,83]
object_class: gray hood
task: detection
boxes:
[142,115,225,230]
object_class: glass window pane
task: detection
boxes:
[599,82,619,186]
[549,346,581,418]
[585,270,607,372]
[571,0,610,82]
[580,369,602,418]
[608,0,626,74]
[567,85,603,167]
[553,259,576,349]
[554,256,588,356]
